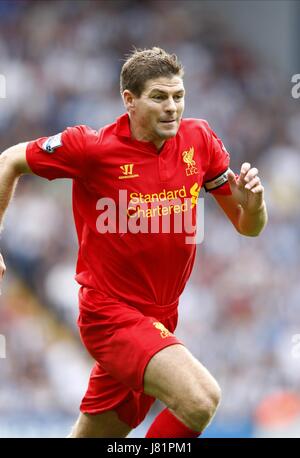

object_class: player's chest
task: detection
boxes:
[87,140,208,199]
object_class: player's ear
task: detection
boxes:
[122,90,136,111]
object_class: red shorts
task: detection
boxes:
[77,286,183,428]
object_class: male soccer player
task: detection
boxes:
[0,47,267,438]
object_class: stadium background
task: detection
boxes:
[0,0,300,437]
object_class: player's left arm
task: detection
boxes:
[213,162,268,237]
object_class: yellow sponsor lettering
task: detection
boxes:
[130,186,187,205]
[158,189,167,201]
[143,194,152,203]
[178,185,187,198]
[130,201,190,219]
[129,193,139,204]
[138,207,146,217]
[126,184,196,220]
[152,207,159,217]
[127,206,137,217]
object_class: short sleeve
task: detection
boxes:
[26,125,88,181]
[203,123,232,196]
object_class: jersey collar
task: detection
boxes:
[115,112,175,154]
[115,113,131,138]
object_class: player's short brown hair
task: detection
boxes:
[120,47,184,97]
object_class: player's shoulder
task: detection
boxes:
[61,119,119,153]
[180,118,213,140]
[180,117,212,132]
[67,119,117,140]
[64,124,99,139]
[64,123,111,149]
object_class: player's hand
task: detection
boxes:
[227,163,265,213]
[0,253,6,295]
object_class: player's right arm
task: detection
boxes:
[0,142,33,227]
[0,142,33,285]
[0,125,90,287]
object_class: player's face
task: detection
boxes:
[125,76,185,148]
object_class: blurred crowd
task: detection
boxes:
[0,0,300,437]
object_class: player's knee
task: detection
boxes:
[207,379,222,411]
[174,380,221,431]
[190,382,221,430]
[188,395,220,431]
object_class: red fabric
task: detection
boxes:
[78,286,183,428]
[146,407,201,438]
[26,114,231,312]
[26,115,231,429]
[81,363,156,429]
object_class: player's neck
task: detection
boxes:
[129,120,165,151]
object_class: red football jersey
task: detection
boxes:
[26,113,231,310]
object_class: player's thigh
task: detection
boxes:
[69,411,132,438]
[143,344,220,409]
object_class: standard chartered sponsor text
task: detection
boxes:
[95,187,204,243]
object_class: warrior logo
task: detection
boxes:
[119,163,139,179]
